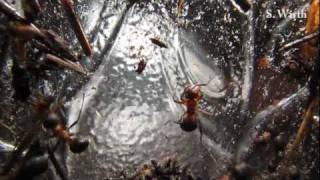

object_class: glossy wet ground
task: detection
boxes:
[1,0,316,179]
[64,0,316,179]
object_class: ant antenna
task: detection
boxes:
[68,93,85,130]
[196,76,214,86]
[0,121,16,137]
[198,120,203,144]
[51,93,85,152]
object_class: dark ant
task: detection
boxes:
[37,95,89,154]
[135,59,147,74]
[173,81,213,142]
[1,95,88,179]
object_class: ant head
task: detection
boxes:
[183,85,201,100]
[179,121,197,132]
[21,155,48,177]
[43,112,60,129]
[69,137,89,154]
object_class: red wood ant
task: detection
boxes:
[37,95,89,154]
[1,95,87,179]
[173,81,213,142]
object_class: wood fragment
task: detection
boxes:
[60,0,92,56]
[135,59,147,74]
[40,30,79,62]
[177,0,184,17]
[21,0,42,23]
[46,54,86,74]
[0,0,27,23]
[150,37,168,48]
[305,0,319,34]
[278,97,319,175]
[279,31,319,52]
[0,121,16,137]
[0,2,78,61]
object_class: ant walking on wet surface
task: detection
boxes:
[172,79,214,142]
[0,94,88,180]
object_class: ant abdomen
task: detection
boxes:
[180,114,197,132]
[69,137,89,154]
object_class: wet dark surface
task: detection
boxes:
[0,0,319,179]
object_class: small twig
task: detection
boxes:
[45,54,86,74]
[0,0,27,23]
[279,31,319,52]
[60,0,92,56]
[0,121,16,136]
[0,3,79,62]
[150,37,168,48]
[285,97,318,161]
[177,0,184,17]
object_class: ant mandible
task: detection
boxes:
[173,81,213,142]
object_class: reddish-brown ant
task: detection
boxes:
[173,80,213,141]
[38,95,89,154]
[1,95,87,179]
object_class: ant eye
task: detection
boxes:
[21,155,48,177]
[69,137,89,153]
[43,113,60,129]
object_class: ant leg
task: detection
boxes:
[198,109,214,116]
[198,120,203,144]
[195,76,215,87]
[174,99,184,104]
[47,144,68,180]
[52,139,63,152]
[68,93,85,130]
[164,114,183,126]
[2,124,42,174]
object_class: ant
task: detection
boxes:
[1,95,88,179]
[173,80,214,142]
[36,95,89,154]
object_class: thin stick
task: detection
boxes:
[285,97,318,162]
[0,121,16,136]
[0,0,27,23]
[279,31,319,52]
[46,54,86,74]
[60,0,92,56]
[278,97,318,175]
[177,0,184,17]
[0,1,41,32]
